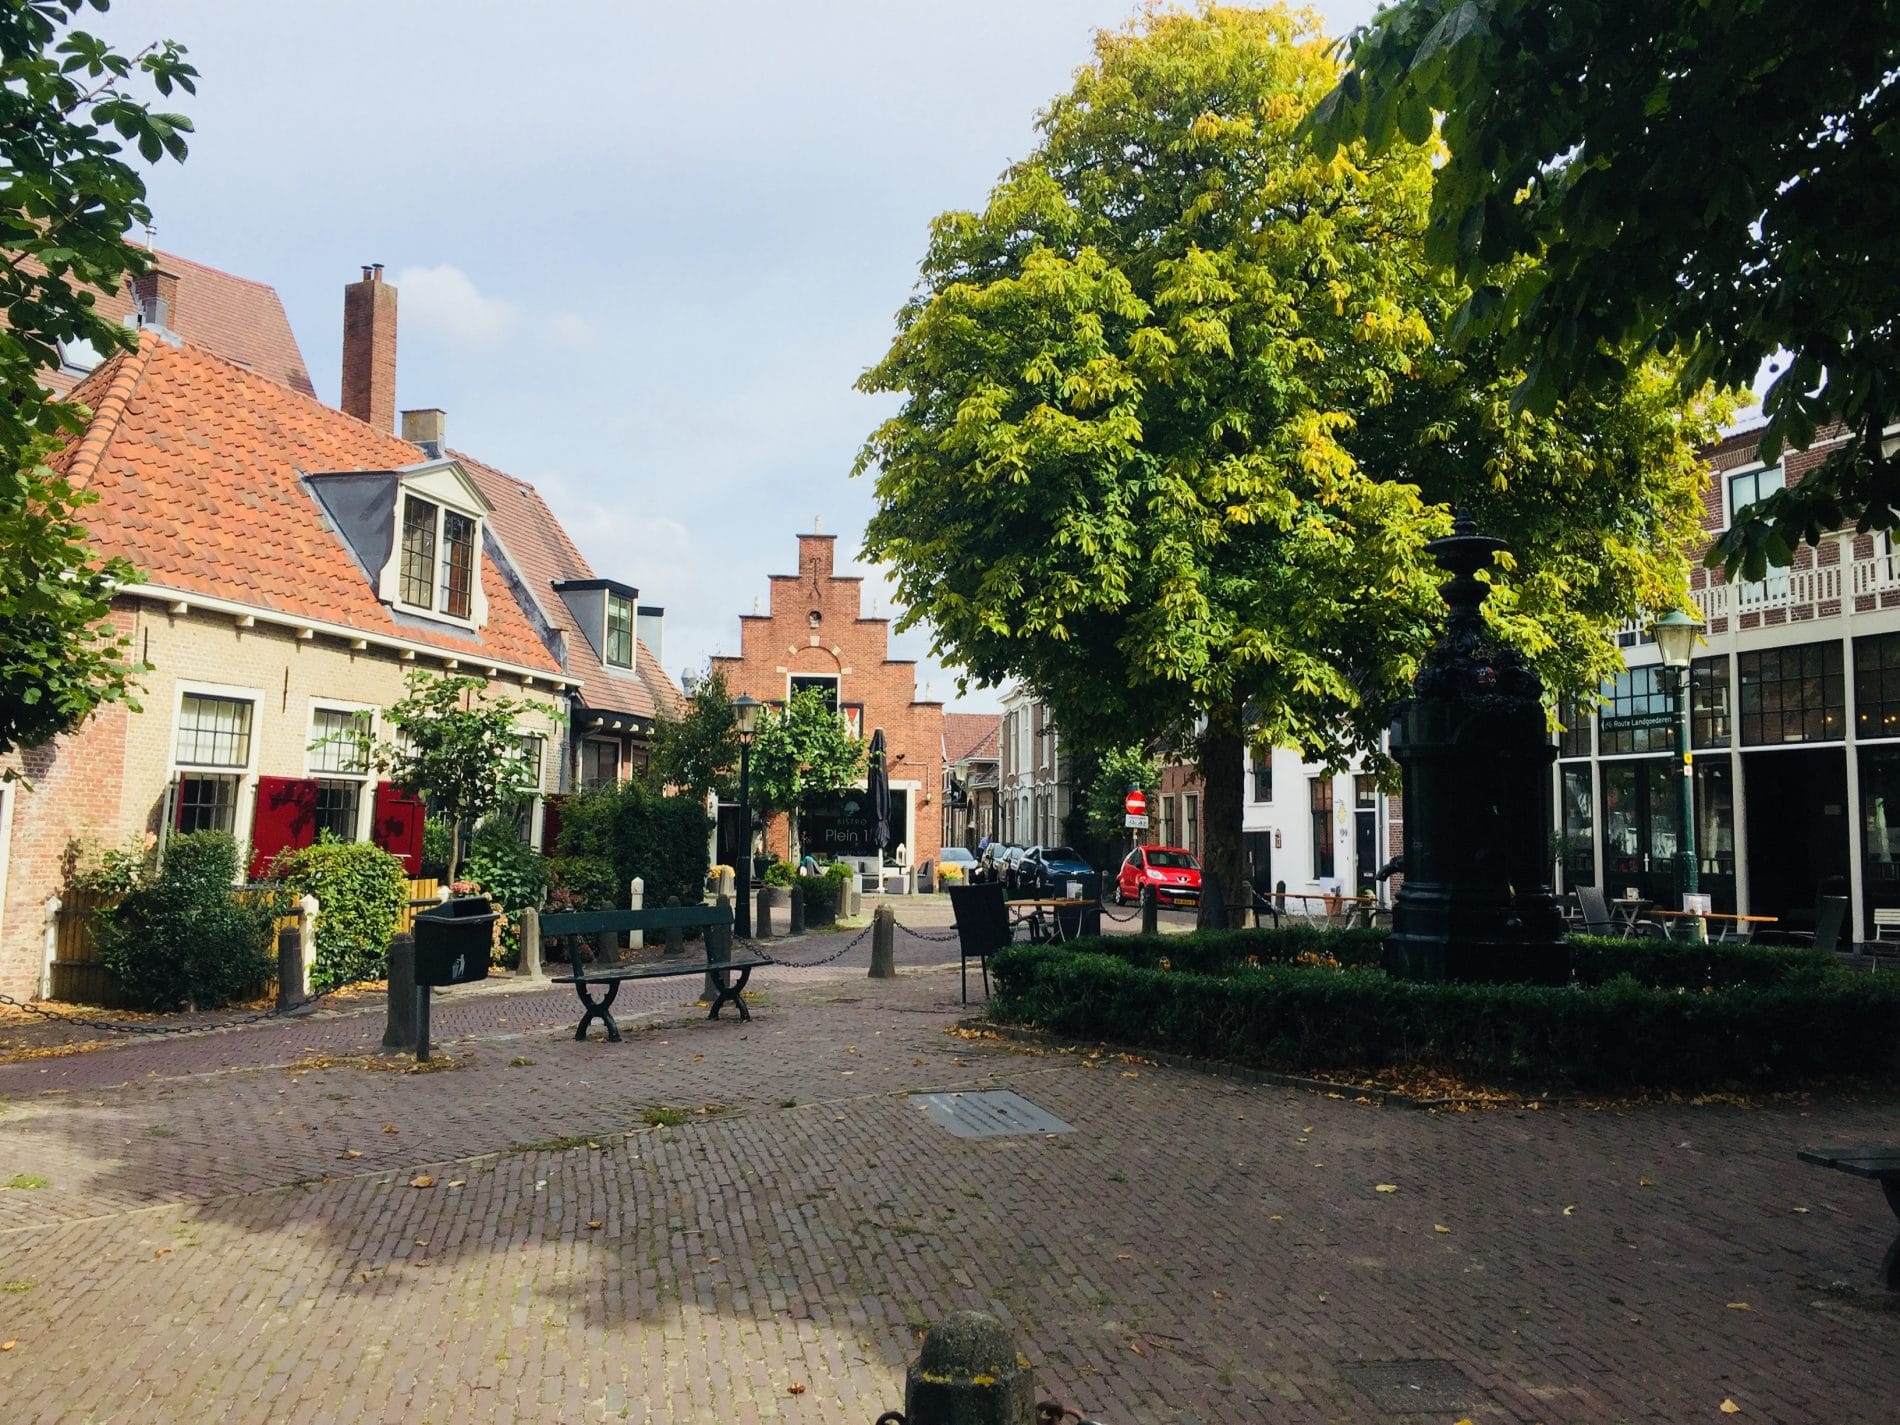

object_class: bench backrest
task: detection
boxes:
[539,902,732,938]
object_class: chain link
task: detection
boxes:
[737,925,874,968]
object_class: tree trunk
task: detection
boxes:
[1197,720,1246,930]
[448,818,465,886]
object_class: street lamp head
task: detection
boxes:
[732,693,763,740]
[1651,609,1703,670]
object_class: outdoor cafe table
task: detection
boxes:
[1005,898,1094,943]
[1611,897,1651,932]
[1646,909,1778,941]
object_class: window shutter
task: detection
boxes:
[541,793,568,855]
[249,776,319,879]
[371,781,425,875]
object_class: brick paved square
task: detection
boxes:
[0,917,1893,1423]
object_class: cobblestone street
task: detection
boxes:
[0,911,1893,1424]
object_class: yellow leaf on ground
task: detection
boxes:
[409,1174,434,1189]
[787,1383,806,1395]
[1720,1400,1741,1414]
[707,1256,720,1264]
[1212,1289,1227,1299]
[586,1220,603,1230]
[1639,1177,1653,1186]
[1563,1205,1575,1215]
[1129,1341,1146,1357]
[1374,1183,1399,1193]
[447,1180,465,1188]
[1,1340,15,1351]
[1792,1206,1809,1214]
[1434,1224,1451,1234]
[340,1149,361,1159]
[383,1124,398,1134]
[1727,1302,1751,1311]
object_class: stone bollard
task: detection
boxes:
[789,884,805,936]
[276,925,303,1011]
[1236,877,1254,931]
[298,894,319,995]
[518,905,543,978]
[382,932,416,1052]
[664,895,685,956]
[868,903,896,979]
[845,878,861,920]
[1140,887,1159,936]
[630,877,645,911]
[904,1312,1035,1425]
[705,893,733,1002]
[717,867,735,900]
[756,884,774,939]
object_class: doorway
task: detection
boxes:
[1743,747,1849,922]
[1600,759,1679,909]
[1353,776,1378,896]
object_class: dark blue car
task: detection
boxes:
[1018,845,1100,900]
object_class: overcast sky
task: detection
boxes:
[97,0,1380,710]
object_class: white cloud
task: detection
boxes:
[392,263,518,347]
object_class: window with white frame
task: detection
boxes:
[398,493,479,622]
[309,707,373,840]
[175,693,253,834]
[605,593,635,668]
[1728,465,1790,608]
[512,733,545,844]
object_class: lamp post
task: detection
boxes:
[732,694,762,938]
[1652,610,1704,910]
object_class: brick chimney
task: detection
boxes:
[341,264,397,431]
[132,265,180,331]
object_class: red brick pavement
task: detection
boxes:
[0,924,1894,1423]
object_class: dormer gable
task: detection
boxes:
[552,577,639,675]
[304,457,493,632]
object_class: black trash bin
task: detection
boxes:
[413,898,499,987]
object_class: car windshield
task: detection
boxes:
[941,848,975,862]
[1042,848,1083,862]
[1146,851,1198,869]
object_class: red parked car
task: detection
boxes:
[1114,846,1202,906]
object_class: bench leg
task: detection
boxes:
[706,965,754,1023]
[1883,1180,1900,1292]
[573,980,622,1042]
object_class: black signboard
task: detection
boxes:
[804,788,909,857]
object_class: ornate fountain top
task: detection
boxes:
[1413,511,1543,707]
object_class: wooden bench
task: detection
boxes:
[542,903,768,1042]
[1797,1147,1900,1291]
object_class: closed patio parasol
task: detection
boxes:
[867,728,892,855]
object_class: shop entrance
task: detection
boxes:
[1742,747,1848,923]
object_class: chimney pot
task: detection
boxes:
[342,267,399,431]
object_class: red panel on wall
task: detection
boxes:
[250,775,318,879]
[541,793,569,855]
[371,781,425,875]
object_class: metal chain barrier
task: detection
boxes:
[895,925,962,943]
[0,968,380,1039]
[736,924,873,968]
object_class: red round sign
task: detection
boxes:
[1124,789,1147,816]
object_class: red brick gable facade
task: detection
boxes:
[711,533,945,869]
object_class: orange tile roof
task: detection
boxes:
[944,712,1000,763]
[454,449,683,720]
[36,247,313,399]
[58,336,561,674]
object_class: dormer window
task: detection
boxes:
[605,592,634,668]
[400,494,477,620]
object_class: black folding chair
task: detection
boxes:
[948,882,1022,1003]
[1574,884,1620,937]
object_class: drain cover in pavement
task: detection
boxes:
[1337,1360,1475,1413]
[912,1090,1074,1138]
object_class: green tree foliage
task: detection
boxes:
[364,672,550,880]
[1081,744,1163,845]
[97,831,277,1010]
[1,4,196,762]
[268,836,407,990]
[747,686,866,859]
[858,4,1718,906]
[649,666,739,802]
[1310,0,1895,578]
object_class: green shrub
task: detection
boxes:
[269,836,408,990]
[763,859,796,888]
[798,870,841,924]
[553,781,710,907]
[460,819,550,969]
[97,832,280,1010]
[546,855,617,911]
[1568,934,1839,989]
[1097,925,1387,974]
[988,940,1900,1091]
[421,815,453,881]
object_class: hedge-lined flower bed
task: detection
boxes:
[988,930,1900,1090]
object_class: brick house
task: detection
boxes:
[940,712,1000,852]
[0,263,681,1000]
[710,532,944,876]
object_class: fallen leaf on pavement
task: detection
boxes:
[708,1256,720,1264]
[152,1248,169,1259]
[912,1057,924,1066]
[787,1383,806,1395]
[1639,1177,1653,1187]
[409,1175,434,1189]
[383,1124,398,1135]
[447,1180,465,1188]
[1727,1302,1751,1311]
[1211,1289,1227,1299]
[340,1149,362,1160]
[1563,1205,1575,1216]
[1374,1184,1399,1193]
[1129,1341,1146,1357]
[1434,1224,1451,1234]
[586,1220,603,1230]
[1792,1206,1809,1214]
[1720,1400,1741,1414]
[1,1340,15,1351]
[1115,1252,1132,1260]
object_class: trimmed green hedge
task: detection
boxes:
[989,938,1900,1090]
[1568,935,1839,989]
[269,837,408,990]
